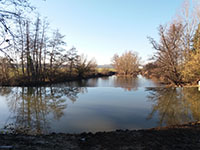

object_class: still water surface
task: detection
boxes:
[0,75,200,134]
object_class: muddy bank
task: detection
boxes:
[1,122,200,150]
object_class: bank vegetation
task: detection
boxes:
[0,0,114,86]
[142,0,200,86]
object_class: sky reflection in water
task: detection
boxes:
[0,76,200,134]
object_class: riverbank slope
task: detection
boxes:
[1,122,200,150]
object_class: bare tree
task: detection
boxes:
[0,0,33,61]
[148,23,185,86]
[48,30,66,71]
[67,47,78,77]
[112,51,140,76]
[175,0,200,58]
[75,55,97,78]
[0,0,33,34]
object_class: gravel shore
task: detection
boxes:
[0,122,200,150]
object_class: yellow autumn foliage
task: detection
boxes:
[182,51,200,83]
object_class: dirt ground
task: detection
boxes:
[0,122,200,150]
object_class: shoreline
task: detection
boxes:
[0,72,116,87]
[2,74,199,88]
[1,122,200,149]
[143,76,200,87]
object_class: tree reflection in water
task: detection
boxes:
[0,86,86,134]
[146,87,200,127]
[113,76,139,91]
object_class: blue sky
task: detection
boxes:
[31,0,184,65]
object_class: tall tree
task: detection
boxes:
[181,24,200,83]
[148,23,185,86]
[48,30,66,80]
[67,47,78,77]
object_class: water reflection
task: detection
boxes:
[0,86,86,134]
[59,76,141,91]
[146,87,200,127]
[0,76,165,134]
[113,77,139,91]
[0,76,143,134]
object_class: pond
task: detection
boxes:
[0,75,200,134]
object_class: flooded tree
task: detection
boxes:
[148,23,185,86]
[112,51,140,77]
[146,0,200,86]
[142,62,161,80]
